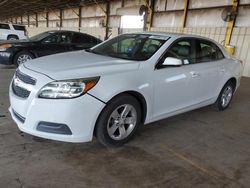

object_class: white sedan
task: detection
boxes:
[9,32,243,146]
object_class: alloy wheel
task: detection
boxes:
[107,104,137,140]
[221,86,233,108]
[17,54,33,65]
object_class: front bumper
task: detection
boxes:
[9,65,105,143]
[0,51,12,65]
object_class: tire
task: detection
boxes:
[214,81,235,111]
[95,94,141,147]
[7,35,19,40]
[13,51,34,67]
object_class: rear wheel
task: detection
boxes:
[14,51,34,67]
[214,81,235,111]
[95,94,141,147]
[7,35,19,40]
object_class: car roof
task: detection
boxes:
[0,22,25,26]
[46,30,93,36]
[140,31,186,37]
[47,30,82,33]
[125,31,222,45]
[128,31,213,40]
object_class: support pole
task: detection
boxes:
[224,0,239,46]
[59,9,63,28]
[144,0,155,31]
[27,15,30,27]
[78,6,82,31]
[46,12,49,28]
[35,13,38,27]
[105,1,110,40]
[93,0,110,40]
[182,0,189,32]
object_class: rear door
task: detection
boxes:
[182,39,223,104]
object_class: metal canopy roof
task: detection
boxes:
[0,0,107,19]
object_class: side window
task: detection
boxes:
[13,25,26,31]
[43,34,60,43]
[164,39,196,65]
[0,24,10,30]
[72,33,92,44]
[59,33,72,44]
[196,40,224,63]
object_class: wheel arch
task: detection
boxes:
[12,50,36,64]
[93,90,148,136]
[216,77,237,101]
[7,34,19,40]
[123,91,147,124]
[106,91,147,124]
[226,77,237,91]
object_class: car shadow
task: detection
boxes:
[0,65,16,69]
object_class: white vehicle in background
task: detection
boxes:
[9,32,243,147]
[0,23,27,40]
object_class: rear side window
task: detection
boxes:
[196,40,224,63]
[72,33,92,44]
[13,25,26,31]
[0,24,10,30]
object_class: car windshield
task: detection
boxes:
[29,32,55,42]
[90,34,169,61]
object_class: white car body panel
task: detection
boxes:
[24,51,140,80]
[9,32,243,143]
[0,23,27,40]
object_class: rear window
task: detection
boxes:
[0,24,10,30]
[13,25,26,31]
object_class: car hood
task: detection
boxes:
[0,39,35,46]
[24,51,140,80]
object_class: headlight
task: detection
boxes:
[0,43,11,51]
[38,77,100,99]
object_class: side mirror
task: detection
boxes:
[162,57,182,66]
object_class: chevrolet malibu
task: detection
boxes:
[9,32,243,146]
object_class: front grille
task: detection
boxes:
[16,69,36,85]
[12,83,30,98]
[12,69,36,99]
[12,109,26,123]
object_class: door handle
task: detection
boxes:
[190,71,200,78]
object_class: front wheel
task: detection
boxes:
[14,51,34,67]
[95,94,141,147]
[214,81,235,111]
